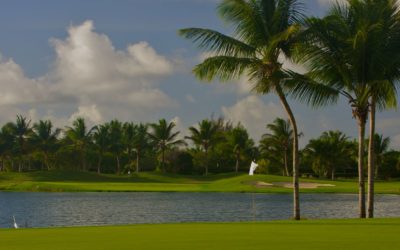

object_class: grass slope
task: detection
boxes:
[0,171,399,194]
[1,219,399,250]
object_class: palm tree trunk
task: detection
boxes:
[284,150,289,176]
[116,155,120,174]
[44,152,50,171]
[235,152,240,173]
[331,167,335,180]
[367,99,376,218]
[357,118,367,218]
[162,148,165,173]
[205,148,208,176]
[277,88,300,220]
[136,151,140,174]
[97,154,102,175]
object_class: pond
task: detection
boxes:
[0,192,399,228]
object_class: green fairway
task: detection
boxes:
[1,219,399,250]
[0,171,399,194]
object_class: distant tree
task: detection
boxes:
[369,134,390,179]
[31,120,61,170]
[10,115,33,172]
[132,123,150,173]
[148,119,185,172]
[229,125,254,173]
[108,120,124,174]
[93,124,110,174]
[65,117,95,171]
[260,118,293,176]
[306,131,353,180]
[0,123,16,171]
[186,119,220,175]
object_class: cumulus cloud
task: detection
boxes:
[222,95,285,141]
[0,20,177,126]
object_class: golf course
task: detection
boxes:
[0,171,399,194]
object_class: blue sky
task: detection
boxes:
[0,0,399,149]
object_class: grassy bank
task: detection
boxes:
[1,219,399,250]
[0,171,399,194]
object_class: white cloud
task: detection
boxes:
[0,20,178,126]
[69,105,103,125]
[185,94,196,103]
[222,95,285,141]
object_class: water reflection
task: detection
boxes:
[0,192,399,228]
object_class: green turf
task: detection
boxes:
[1,219,399,250]
[0,171,399,194]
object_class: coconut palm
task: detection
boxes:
[229,125,254,173]
[132,123,150,173]
[306,131,352,180]
[31,120,61,170]
[123,122,136,171]
[180,0,310,220]
[10,115,33,172]
[108,120,124,174]
[186,119,220,175]
[260,118,293,176]
[93,124,110,175]
[148,119,185,172]
[369,134,391,179]
[297,0,400,218]
[0,123,15,171]
[65,117,95,171]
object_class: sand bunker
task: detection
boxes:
[272,182,336,189]
[246,181,336,189]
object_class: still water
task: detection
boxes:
[0,192,399,228]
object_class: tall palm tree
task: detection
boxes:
[148,119,185,172]
[31,120,61,170]
[108,120,124,174]
[297,0,400,218]
[186,119,220,176]
[363,0,400,218]
[260,118,293,176]
[93,124,110,175]
[180,0,308,220]
[65,117,95,171]
[132,123,150,173]
[11,115,33,172]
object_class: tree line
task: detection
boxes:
[0,115,399,179]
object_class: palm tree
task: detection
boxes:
[148,119,185,172]
[31,120,61,170]
[260,118,293,176]
[0,123,15,171]
[108,120,124,174]
[132,123,150,173]
[229,125,253,173]
[11,115,33,172]
[297,0,400,218]
[186,120,220,176]
[93,124,110,175]
[180,0,307,220]
[306,131,352,180]
[369,134,391,179]
[123,122,136,172]
[65,117,95,171]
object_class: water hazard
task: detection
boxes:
[0,192,399,228]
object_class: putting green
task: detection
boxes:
[1,219,399,250]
